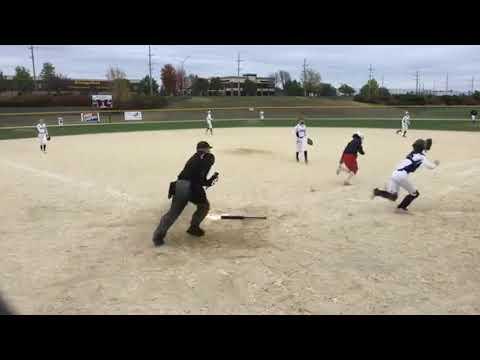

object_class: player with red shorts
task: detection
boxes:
[336,131,365,185]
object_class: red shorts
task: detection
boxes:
[341,153,358,174]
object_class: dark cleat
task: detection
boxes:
[187,226,205,237]
[152,231,165,246]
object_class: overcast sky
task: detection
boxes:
[1,45,479,91]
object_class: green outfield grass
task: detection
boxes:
[1,118,479,141]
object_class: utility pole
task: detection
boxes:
[148,45,153,96]
[446,73,449,93]
[236,53,243,96]
[368,64,374,97]
[180,56,190,96]
[415,71,420,95]
[303,59,307,96]
[471,76,475,94]
[381,75,384,88]
[28,45,37,90]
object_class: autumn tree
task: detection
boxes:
[161,64,177,96]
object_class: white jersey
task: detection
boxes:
[259,111,264,120]
[294,124,307,152]
[37,123,48,135]
[206,111,213,121]
[401,115,411,129]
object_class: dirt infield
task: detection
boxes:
[1,127,479,314]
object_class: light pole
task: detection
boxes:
[180,56,190,95]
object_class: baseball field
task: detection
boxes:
[1,124,479,314]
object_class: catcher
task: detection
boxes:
[336,131,365,185]
[152,141,219,246]
[371,138,439,212]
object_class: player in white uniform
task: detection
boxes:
[294,119,308,163]
[396,111,411,137]
[57,117,64,126]
[259,110,265,120]
[371,138,439,212]
[205,110,213,135]
[470,110,478,125]
[36,119,49,154]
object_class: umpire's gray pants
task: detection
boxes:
[154,180,210,237]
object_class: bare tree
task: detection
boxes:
[106,66,126,80]
[303,68,322,95]
[106,66,129,102]
[278,70,292,90]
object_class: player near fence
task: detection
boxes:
[294,118,308,164]
[259,110,265,120]
[396,111,411,137]
[336,131,365,185]
[36,119,49,154]
[470,109,478,125]
[371,138,439,212]
[57,117,64,126]
[206,110,213,135]
[152,141,219,246]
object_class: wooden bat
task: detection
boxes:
[220,215,267,220]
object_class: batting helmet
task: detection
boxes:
[412,139,426,153]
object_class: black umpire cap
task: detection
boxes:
[197,141,213,150]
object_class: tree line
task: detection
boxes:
[0,63,362,98]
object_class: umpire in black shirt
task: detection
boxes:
[152,141,219,246]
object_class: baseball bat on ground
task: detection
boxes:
[220,215,267,220]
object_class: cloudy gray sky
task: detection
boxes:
[1,45,479,91]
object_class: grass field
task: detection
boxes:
[1,118,479,141]
[1,96,478,129]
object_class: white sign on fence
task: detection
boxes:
[124,111,143,121]
[81,112,101,123]
[92,95,113,108]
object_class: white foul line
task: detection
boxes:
[0,159,146,205]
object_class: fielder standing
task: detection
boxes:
[259,110,265,120]
[470,109,478,125]
[206,109,213,135]
[36,119,49,154]
[294,118,308,164]
[371,138,439,212]
[57,116,64,126]
[396,111,411,137]
[336,131,365,185]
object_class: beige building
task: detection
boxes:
[208,73,275,96]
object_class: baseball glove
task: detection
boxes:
[307,138,313,146]
[425,138,432,151]
[47,135,51,141]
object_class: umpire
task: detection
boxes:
[152,141,219,246]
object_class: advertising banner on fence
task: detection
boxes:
[81,112,101,123]
[124,111,143,121]
[91,95,113,109]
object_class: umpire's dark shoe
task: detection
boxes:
[152,231,166,246]
[187,226,205,237]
